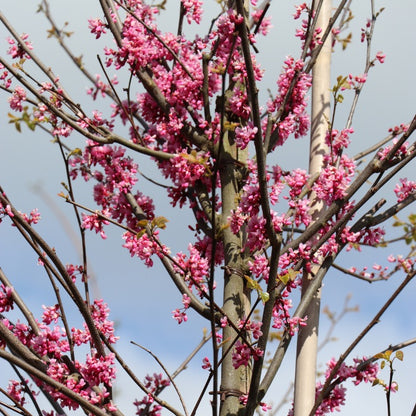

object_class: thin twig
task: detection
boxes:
[131,342,189,416]
[310,270,416,415]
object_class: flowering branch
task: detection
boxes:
[310,269,416,415]
[131,341,190,416]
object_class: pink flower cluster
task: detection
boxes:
[268,57,311,148]
[7,379,36,407]
[325,128,353,155]
[8,86,26,112]
[70,140,156,234]
[0,62,12,88]
[3,297,117,411]
[229,163,314,255]
[88,18,107,39]
[394,178,416,202]
[81,211,110,239]
[181,0,203,24]
[201,356,212,370]
[272,296,307,337]
[172,293,191,324]
[134,373,170,416]
[0,284,14,313]
[238,318,263,339]
[66,264,85,283]
[7,33,33,59]
[235,122,258,150]
[174,244,210,296]
[349,253,414,281]
[122,231,160,267]
[378,137,412,161]
[287,357,379,415]
[232,340,264,369]
[251,9,272,36]
[313,358,379,415]
[161,150,212,207]
[313,154,355,205]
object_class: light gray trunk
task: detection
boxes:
[293,1,332,415]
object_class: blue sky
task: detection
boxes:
[1,1,416,415]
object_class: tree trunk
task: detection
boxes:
[293,1,332,415]
[219,131,251,416]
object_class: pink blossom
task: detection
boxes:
[88,18,107,39]
[394,178,416,202]
[272,297,307,336]
[7,380,33,406]
[19,208,41,225]
[246,215,267,252]
[81,212,109,239]
[248,255,270,281]
[232,340,263,369]
[268,57,311,147]
[0,284,14,313]
[202,356,212,370]
[347,73,367,88]
[8,86,26,112]
[7,34,33,59]
[288,199,312,227]
[181,0,203,24]
[325,128,354,155]
[238,318,263,339]
[123,232,160,266]
[313,155,355,205]
[42,304,60,325]
[90,299,118,343]
[229,87,251,119]
[66,264,84,283]
[251,10,272,36]
[235,123,258,149]
[134,374,170,416]
[285,168,309,198]
[293,3,308,20]
[172,308,188,324]
[375,51,386,63]
[378,137,411,160]
[174,244,210,295]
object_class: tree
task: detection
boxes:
[0,1,415,415]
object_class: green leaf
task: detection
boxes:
[245,275,261,291]
[136,229,146,239]
[341,33,352,50]
[244,275,269,304]
[137,219,149,229]
[68,148,83,157]
[278,269,300,285]
[152,216,169,230]
[259,291,270,303]
[395,350,404,361]
[392,215,404,226]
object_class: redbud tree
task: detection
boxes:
[0,1,415,416]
